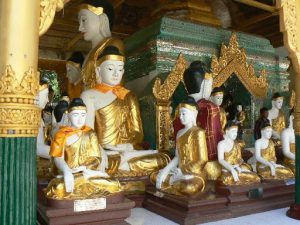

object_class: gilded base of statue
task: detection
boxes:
[216,180,295,218]
[143,185,230,225]
[287,203,300,220]
[37,184,135,225]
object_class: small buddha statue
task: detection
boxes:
[37,81,52,179]
[254,107,270,140]
[268,93,286,142]
[174,61,223,180]
[281,111,295,174]
[234,104,246,140]
[78,0,124,89]
[46,98,122,200]
[210,87,227,131]
[152,101,208,196]
[81,46,170,177]
[254,121,293,180]
[51,100,69,138]
[66,52,84,99]
[218,122,260,185]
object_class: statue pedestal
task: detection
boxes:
[37,186,135,225]
[143,186,230,225]
[216,180,295,217]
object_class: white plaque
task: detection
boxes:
[74,198,106,212]
[285,179,295,186]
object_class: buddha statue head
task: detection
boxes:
[271,92,284,110]
[95,45,125,86]
[60,92,70,104]
[236,104,243,112]
[38,80,50,110]
[260,107,269,119]
[66,52,84,84]
[210,87,224,106]
[54,100,69,124]
[78,0,114,46]
[224,122,238,141]
[261,122,273,140]
[183,61,212,101]
[68,98,87,129]
[178,100,199,127]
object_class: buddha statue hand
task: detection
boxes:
[156,157,179,189]
[63,169,75,193]
[270,161,284,169]
[230,167,239,182]
[83,169,109,180]
[72,166,87,173]
[100,147,108,171]
[267,162,276,176]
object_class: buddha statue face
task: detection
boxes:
[66,63,81,84]
[225,126,238,140]
[38,88,49,110]
[261,127,272,139]
[211,93,223,106]
[237,105,242,112]
[179,107,197,127]
[69,109,87,129]
[96,59,124,86]
[78,9,111,42]
[272,97,283,110]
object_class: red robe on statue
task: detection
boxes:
[173,99,223,160]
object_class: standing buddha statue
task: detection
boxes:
[210,87,227,131]
[254,121,294,180]
[80,46,170,177]
[46,98,121,200]
[218,122,260,185]
[152,101,208,196]
[78,0,124,89]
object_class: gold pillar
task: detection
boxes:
[0,0,40,137]
[278,0,300,218]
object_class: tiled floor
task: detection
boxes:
[126,207,300,225]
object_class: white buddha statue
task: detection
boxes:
[46,98,121,200]
[153,101,208,196]
[268,92,285,141]
[210,87,227,131]
[255,122,293,180]
[81,46,170,177]
[66,52,84,99]
[281,112,295,174]
[218,122,260,185]
[78,0,124,89]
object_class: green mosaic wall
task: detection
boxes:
[124,17,291,148]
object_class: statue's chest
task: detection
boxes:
[94,92,117,110]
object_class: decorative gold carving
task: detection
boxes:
[210,33,268,99]
[0,65,40,137]
[153,54,187,151]
[278,0,300,135]
[39,0,69,36]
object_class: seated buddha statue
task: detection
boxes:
[268,93,286,145]
[218,122,260,185]
[152,101,208,196]
[210,87,227,131]
[281,111,295,174]
[254,121,294,180]
[174,61,223,180]
[78,0,124,89]
[36,80,52,179]
[66,52,84,99]
[46,98,122,200]
[81,46,170,177]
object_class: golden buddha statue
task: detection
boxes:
[268,93,286,144]
[282,113,296,174]
[218,122,260,185]
[152,101,208,196]
[255,122,294,180]
[80,46,170,177]
[66,52,84,100]
[210,87,227,131]
[78,0,125,89]
[46,98,121,200]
